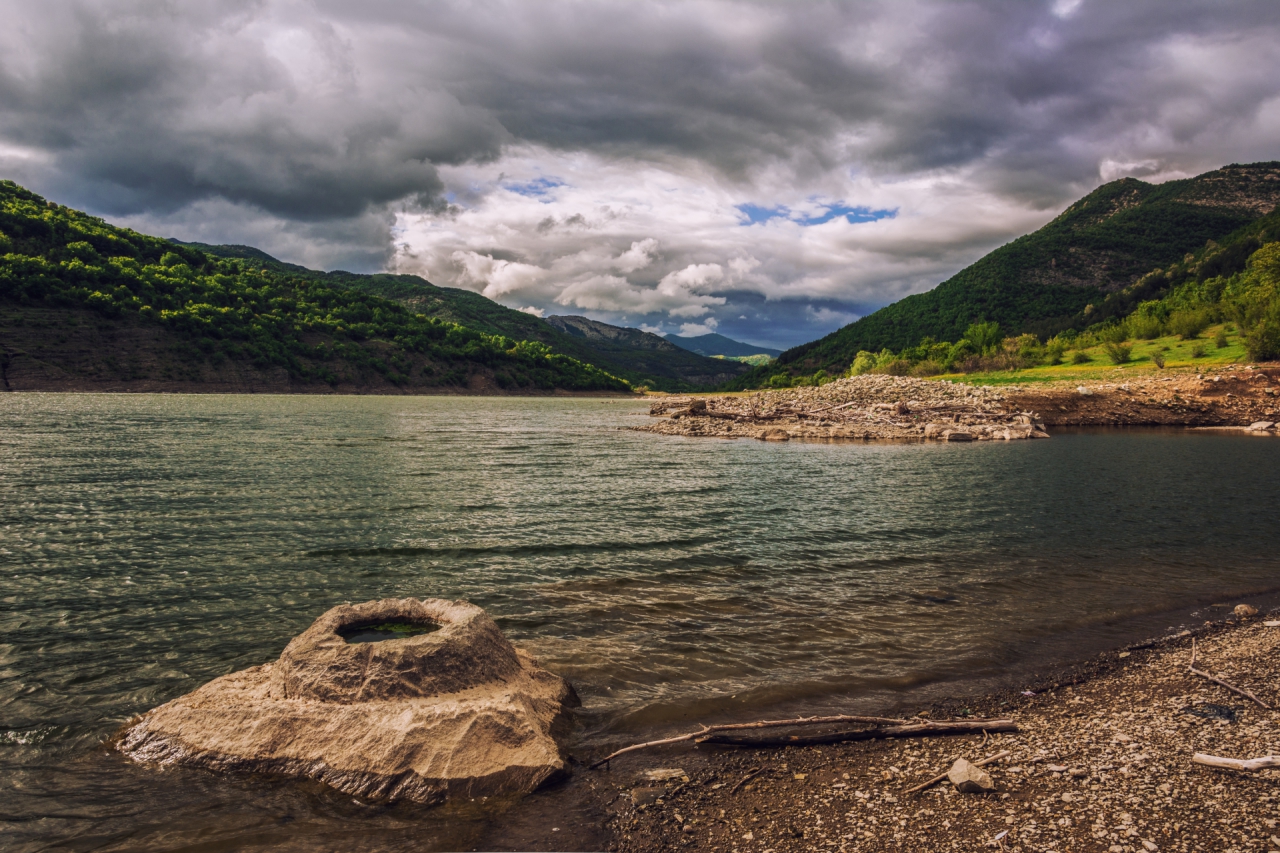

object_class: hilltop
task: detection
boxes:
[0,181,628,394]
[736,161,1280,386]
[179,242,746,392]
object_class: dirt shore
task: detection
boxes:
[593,608,1279,852]
[637,367,1280,442]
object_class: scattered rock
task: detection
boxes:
[642,768,688,782]
[117,598,579,805]
[942,430,974,442]
[1235,604,1259,618]
[631,786,666,807]
[1248,421,1275,431]
[947,758,995,793]
[639,375,1043,443]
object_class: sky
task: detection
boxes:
[2,1,1279,349]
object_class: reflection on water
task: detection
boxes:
[2,395,1278,850]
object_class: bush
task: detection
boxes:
[1191,343,1207,358]
[1151,350,1165,368]
[910,359,944,377]
[1072,350,1091,364]
[1126,313,1163,340]
[1102,342,1132,364]
[1099,324,1128,344]
[1045,339,1066,365]
[1168,309,1210,339]
[964,321,1002,355]
[849,351,878,376]
[876,359,913,376]
[1214,330,1229,349]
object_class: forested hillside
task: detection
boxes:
[733,162,1280,387]
[0,181,628,393]
[182,242,747,391]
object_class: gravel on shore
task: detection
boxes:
[599,610,1280,852]
[636,367,1280,442]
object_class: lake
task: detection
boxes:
[2,394,1278,850]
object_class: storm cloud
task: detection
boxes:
[3,0,1278,347]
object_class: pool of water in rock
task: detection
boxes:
[338,622,440,643]
[2,394,1278,851]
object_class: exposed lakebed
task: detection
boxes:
[2,394,1278,851]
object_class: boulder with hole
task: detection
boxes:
[117,598,578,804]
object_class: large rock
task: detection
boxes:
[117,598,578,804]
[947,758,995,793]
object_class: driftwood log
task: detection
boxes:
[588,715,1015,769]
[698,719,1018,747]
[1192,753,1280,772]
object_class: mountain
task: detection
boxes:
[544,315,749,387]
[663,332,781,358]
[0,181,628,394]
[735,161,1280,385]
[179,243,747,391]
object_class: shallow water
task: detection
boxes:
[2,394,1278,851]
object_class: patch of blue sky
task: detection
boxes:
[798,204,896,225]
[504,176,564,199]
[737,202,896,226]
[736,203,789,224]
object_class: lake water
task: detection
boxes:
[2,394,1278,851]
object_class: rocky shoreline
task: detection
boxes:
[636,368,1280,442]
[592,606,1280,852]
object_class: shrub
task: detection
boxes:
[1100,324,1129,344]
[1071,350,1091,364]
[1102,342,1132,364]
[876,359,913,376]
[1214,330,1229,349]
[849,351,878,376]
[1150,350,1165,368]
[1191,343,1207,358]
[910,360,944,377]
[1045,339,1067,365]
[1168,309,1210,339]
[1126,313,1163,340]
[945,339,976,368]
[964,321,1002,355]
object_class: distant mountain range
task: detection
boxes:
[735,161,1280,386]
[177,244,748,391]
[663,332,781,359]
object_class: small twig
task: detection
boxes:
[1192,753,1280,772]
[904,749,1010,795]
[588,715,918,769]
[1188,638,1272,710]
[728,767,764,793]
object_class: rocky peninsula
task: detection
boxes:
[638,368,1280,442]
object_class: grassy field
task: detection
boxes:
[937,323,1250,386]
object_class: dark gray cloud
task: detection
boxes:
[2,0,1278,342]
